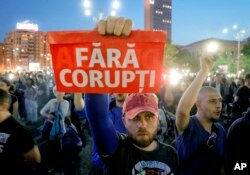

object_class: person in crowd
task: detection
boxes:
[24,78,38,124]
[175,53,226,175]
[0,78,19,119]
[236,78,244,88]
[40,86,70,174]
[232,73,250,117]
[225,107,250,175]
[0,89,41,175]
[74,93,128,175]
[14,78,27,121]
[210,73,229,116]
[36,73,48,116]
[158,85,177,145]
[83,16,179,175]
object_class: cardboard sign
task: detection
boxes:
[47,30,166,93]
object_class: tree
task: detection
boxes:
[242,38,250,56]
[163,42,179,67]
[176,49,200,72]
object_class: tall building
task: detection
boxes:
[144,0,172,42]
[2,22,50,71]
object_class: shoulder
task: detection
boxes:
[227,117,245,134]
[159,142,177,153]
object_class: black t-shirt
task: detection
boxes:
[226,113,250,175]
[9,94,18,114]
[235,85,250,114]
[0,117,35,174]
[102,134,179,175]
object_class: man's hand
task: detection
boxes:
[97,16,133,36]
[200,53,219,72]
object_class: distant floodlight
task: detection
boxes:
[233,25,238,29]
[222,28,228,33]
[85,9,91,16]
[241,30,246,34]
[150,0,155,5]
[207,42,219,53]
[110,10,116,16]
[112,1,120,9]
[83,0,91,8]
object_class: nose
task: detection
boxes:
[137,118,147,128]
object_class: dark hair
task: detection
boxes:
[0,78,11,87]
[0,89,11,105]
[245,73,250,80]
[37,74,44,79]
[27,78,35,86]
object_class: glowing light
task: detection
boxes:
[85,9,91,16]
[16,21,38,31]
[110,10,116,16]
[83,0,91,8]
[112,1,120,9]
[233,25,238,29]
[222,28,228,33]
[170,69,182,86]
[206,41,219,53]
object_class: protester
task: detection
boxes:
[232,73,250,117]
[74,93,128,175]
[40,85,69,174]
[84,17,179,175]
[175,53,226,175]
[36,73,48,116]
[0,78,19,119]
[225,107,250,175]
[24,78,38,124]
[0,89,41,175]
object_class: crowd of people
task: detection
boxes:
[0,16,250,175]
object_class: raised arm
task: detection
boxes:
[175,55,217,135]
[84,17,133,155]
[74,93,85,110]
[84,94,118,155]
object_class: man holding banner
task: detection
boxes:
[48,17,179,174]
[81,17,179,175]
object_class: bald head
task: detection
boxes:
[198,86,221,101]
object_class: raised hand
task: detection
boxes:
[97,16,133,36]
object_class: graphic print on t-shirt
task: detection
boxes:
[132,161,173,175]
[0,132,10,153]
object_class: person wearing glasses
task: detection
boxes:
[175,54,226,175]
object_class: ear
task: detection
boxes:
[122,116,126,125]
[195,100,200,108]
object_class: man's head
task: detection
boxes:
[196,86,222,122]
[0,78,11,92]
[245,73,250,86]
[36,74,44,83]
[122,93,159,148]
[53,86,65,98]
[113,93,128,105]
[0,89,11,111]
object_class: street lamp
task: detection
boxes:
[223,25,246,78]
[82,0,121,20]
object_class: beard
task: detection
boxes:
[210,118,219,123]
[116,95,126,103]
[128,129,157,148]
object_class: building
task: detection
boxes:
[180,38,245,54]
[179,37,248,75]
[0,43,5,72]
[2,23,51,72]
[144,0,172,42]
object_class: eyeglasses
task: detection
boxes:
[207,132,217,148]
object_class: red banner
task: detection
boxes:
[47,30,166,93]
